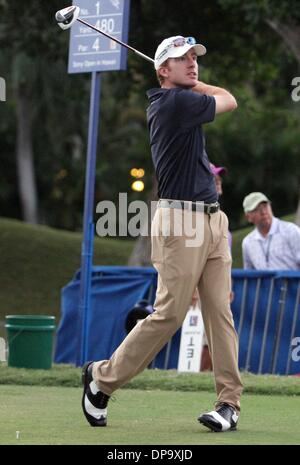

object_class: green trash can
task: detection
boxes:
[5,315,56,369]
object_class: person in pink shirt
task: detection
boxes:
[210,163,232,248]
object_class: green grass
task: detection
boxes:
[0,217,134,328]
[0,386,299,445]
[1,364,300,397]
[1,215,299,445]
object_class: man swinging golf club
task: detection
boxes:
[55,8,243,433]
[78,33,243,433]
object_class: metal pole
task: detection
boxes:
[258,278,275,374]
[285,280,300,375]
[237,278,248,337]
[245,278,261,371]
[77,71,102,366]
[164,340,173,370]
[271,278,288,374]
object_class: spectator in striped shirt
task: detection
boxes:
[242,192,300,270]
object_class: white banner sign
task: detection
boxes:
[177,305,204,372]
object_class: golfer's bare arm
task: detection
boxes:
[192,81,237,114]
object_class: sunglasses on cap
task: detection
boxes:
[156,37,197,62]
[172,37,197,47]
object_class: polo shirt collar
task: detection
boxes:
[254,217,279,240]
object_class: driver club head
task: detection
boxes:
[55,5,80,30]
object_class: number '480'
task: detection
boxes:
[95,18,115,34]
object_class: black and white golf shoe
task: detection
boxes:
[81,361,110,427]
[198,403,239,432]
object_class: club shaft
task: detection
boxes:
[77,18,154,64]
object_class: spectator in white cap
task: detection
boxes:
[242,192,300,270]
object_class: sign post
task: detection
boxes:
[67,0,130,366]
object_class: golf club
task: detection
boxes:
[55,5,154,64]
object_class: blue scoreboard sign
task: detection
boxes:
[68,0,130,73]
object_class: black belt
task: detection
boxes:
[158,200,220,214]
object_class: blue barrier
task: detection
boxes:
[55,267,158,365]
[232,270,300,375]
[54,267,300,375]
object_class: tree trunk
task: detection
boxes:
[128,177,158,267]
[16,83,38,224]
[0,77,5,102]
[295,187,300,226]
[265,18,300,66]
[127,223,153,267]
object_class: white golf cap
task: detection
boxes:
[154,36,206,70]
[243,192,270,213]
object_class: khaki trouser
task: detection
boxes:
[93,204,243,410]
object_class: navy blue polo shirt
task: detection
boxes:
[146,87,217,203]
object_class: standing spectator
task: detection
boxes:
[199,163,230,371]
[210,163,227,195]
[242,192,300,270]
[210,163,232,248]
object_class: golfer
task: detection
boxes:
[82,35,243,433]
